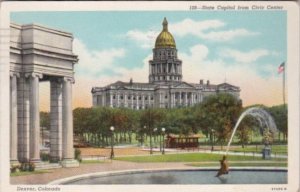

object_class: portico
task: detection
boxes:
[10,23,79,167]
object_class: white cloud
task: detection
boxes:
[199,29,259,42]
[219,48,270,63]
[170,19,259,42]
[169,19,225,37]
[125,18,259,49]
[73,38,126,77]
[125,29,159,49]
[178,44,282,106]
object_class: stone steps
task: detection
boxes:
[35,162,62,170]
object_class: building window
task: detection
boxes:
[165,95,168,99]
[120,95,124,99]
[133,96,136,100]
[145,96,148,100]
[128,96,131,100]
[139,96,142,100]
[151,96,153,100]
[113,95,116,99]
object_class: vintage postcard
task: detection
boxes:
[0,1,299,192]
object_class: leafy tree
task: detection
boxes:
[195,93,242,146]
[268,104,287,141]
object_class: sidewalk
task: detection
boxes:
[10,160,191,185]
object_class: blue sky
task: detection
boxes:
[11,11,287,108]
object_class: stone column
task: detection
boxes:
[17,76,30,162]
[27,73,43,162]
[117,93,120,107]
[131,94,134,109]
[110,92,113,107]
[159,92,162,108]
[61,77,79,167]
[171,92,174,108]
[124,93,127,107]
[184,92,188,106]
[136,94,139,110]
[10,72,19,164]
[50,79,63,162]
[179,91,182,106]
[142,95,145,109]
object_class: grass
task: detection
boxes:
[114,153,286,163]
[186,162,287,168]
[10,170,51,177]
[229,145,287,154]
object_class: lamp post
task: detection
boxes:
[162,128,166,155]
[110,126,115,159]
[149,126,153,154]
[211,129,215,151]
[159,128,162,151]
[153,128,157,151]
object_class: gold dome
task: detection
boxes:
[155,18,176,48]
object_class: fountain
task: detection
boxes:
[216,107,278,177]
[226,107,277,155]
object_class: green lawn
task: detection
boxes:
[229,145,287,154]
[114,153,286,163]
[186,162,287,167]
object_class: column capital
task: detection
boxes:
[63,77,75,83]
[9,71,20,78]
[25,72,43,79]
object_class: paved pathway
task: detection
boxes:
[10,160,192,185]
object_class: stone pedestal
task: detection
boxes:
[61,159,80,168]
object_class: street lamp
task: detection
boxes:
[162,128,166,155]
[211,129,215,151]
[142,125,146,147]
[110,126,115,159]
[153,128,157,151]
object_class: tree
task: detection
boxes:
[268,104,288,141]
[195,93,243,146]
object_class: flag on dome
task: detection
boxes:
[278,62,285,74]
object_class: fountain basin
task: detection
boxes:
[49,167,287,185]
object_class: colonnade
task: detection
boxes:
[10,72,76,166]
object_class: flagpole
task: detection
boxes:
[283,64,285,106]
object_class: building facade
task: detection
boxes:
[91,18,240,109]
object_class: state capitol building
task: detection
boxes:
[91,18,240,109]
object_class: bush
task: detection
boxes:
[28,162,35,172]
[10,165,20,173]
[19,162,35,172]
[74,148,82,162]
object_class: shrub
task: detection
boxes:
[10,165,20,173]
[74,148,82,162]
[28,162,35,172]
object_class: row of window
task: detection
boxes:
[151,76,180,81]
[111,94,200,100]
[112,95,154,100]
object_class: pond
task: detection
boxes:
[62,169,287,185]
